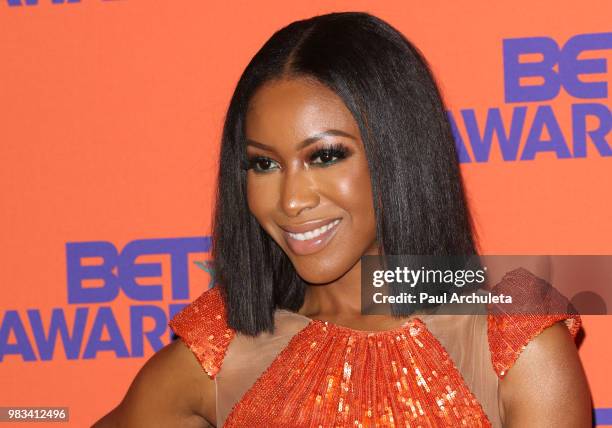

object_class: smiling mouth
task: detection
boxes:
[281,218,342,256]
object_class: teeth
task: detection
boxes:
[287,219,340,241]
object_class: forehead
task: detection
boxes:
[245,77,360,144]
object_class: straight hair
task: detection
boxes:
[211,11,479,336]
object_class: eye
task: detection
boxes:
[309,143,350,166]
[245,156,280,173]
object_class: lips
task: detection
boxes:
[280,218,342,256]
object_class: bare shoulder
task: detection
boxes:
[92,339,216,428]
[498,321,591,427]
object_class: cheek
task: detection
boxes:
[246,174,277,226]
[321,160,376,226]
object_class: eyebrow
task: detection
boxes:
[246,129,356,152]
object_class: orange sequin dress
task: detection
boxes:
[169,268,581,427]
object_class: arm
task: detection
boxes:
[498,321,591,427]
[92,339,216,428]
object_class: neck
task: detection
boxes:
[300,259,364,318]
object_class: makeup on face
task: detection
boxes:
[279,217,342,256]
[244,77,378,284]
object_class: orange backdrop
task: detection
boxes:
[0,1,610,426]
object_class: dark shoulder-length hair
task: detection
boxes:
[212,11,479,336]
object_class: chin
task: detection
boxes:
[291,255,358,285]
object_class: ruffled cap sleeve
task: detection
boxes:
[487,267,581,379]
[168,286,235,378]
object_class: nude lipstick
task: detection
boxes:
[280,218,342,256]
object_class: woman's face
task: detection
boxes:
[245,77,378,284]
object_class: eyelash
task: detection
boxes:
[243,143,351,173]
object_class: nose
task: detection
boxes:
[280,167,320,218]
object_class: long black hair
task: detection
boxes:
[212,11,479,335]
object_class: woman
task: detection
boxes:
[93,12,591,427]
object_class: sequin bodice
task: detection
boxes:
[169,268,581,427]
[225,316,490,427]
